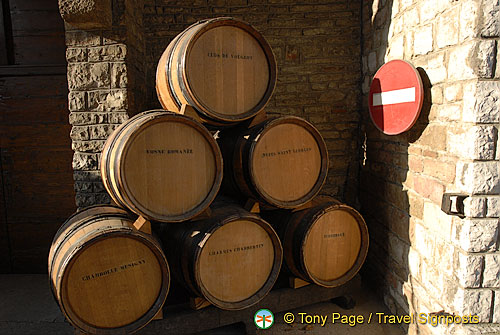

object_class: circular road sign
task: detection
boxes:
[368,60,424,135]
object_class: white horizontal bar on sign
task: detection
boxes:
[372,87,416,106]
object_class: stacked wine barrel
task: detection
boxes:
[48,205,170,334]
[49,17,369,334]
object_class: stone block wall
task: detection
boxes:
[361,0,500,334]
[63,0,147,207]
[66,27,128,207]
[62,0,365,209]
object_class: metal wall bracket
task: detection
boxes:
[441,193,468,217]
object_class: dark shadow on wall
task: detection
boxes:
[370,78,383,129]
[358,0,433,330]
[407,68,432,142]
[1,0,76,273]
[360,66,432,316]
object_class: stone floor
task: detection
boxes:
[261,288,405,335]
[0,274,404,335]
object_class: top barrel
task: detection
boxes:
[156,17,277,125]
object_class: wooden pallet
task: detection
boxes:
[139,275,361,335]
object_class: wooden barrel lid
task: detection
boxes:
[304,209,361,281]
[197,219,274,304]
[105,112,222,222]
[62,234,164,329]
[301,204,369,287]
[249,117,328,207]
[185,24,270,118]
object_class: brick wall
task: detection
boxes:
[142,0,363,203]
[62,0,364,208]
[360,0,500,334]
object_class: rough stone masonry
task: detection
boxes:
[361,0,500,334]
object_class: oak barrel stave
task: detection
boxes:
[48,205,131,277]
[100,110,164,209]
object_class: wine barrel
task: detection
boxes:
[218,116,328,208]
[156,17,277,125]
[48,206,170,334]
[100,110,223,222]
[163,203,282,310]
[264,197,369,288]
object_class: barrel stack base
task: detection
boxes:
[139,275,362,335]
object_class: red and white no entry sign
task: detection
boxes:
[368,60,424,135]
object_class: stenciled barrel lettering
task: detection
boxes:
[81,259,146,281]
[207,52,253,60]
[261,147,312,158]
[145,148,193,154]
[208,243,265,256]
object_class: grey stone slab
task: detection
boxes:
[0,275,73,334]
